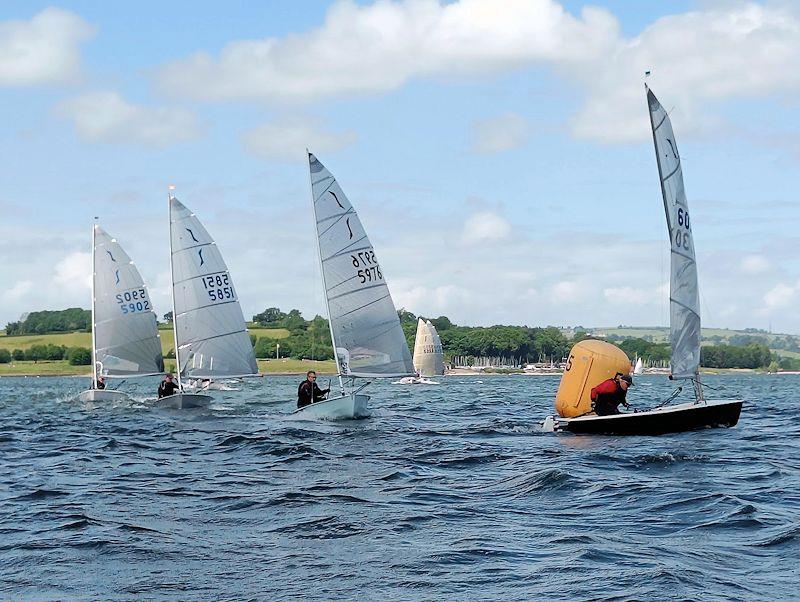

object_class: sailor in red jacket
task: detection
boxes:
[591,373,634,416]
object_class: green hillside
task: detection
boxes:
[0,327,291,358]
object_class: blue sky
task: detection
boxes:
[1,0,799,333]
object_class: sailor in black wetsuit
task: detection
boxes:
[158,373,180,398]
[96,376,106,390]
[297,371,330,409]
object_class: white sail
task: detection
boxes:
[647,86,700,380]
[413,318,444,376]
[309,152,414,378]
[634,357,644,375]
[169,197,258,379]
[92,225,164,377]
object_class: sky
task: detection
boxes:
[1,0,799,333]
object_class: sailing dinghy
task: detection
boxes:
[296,152,415,419]
[394,319,444,384]
[160,193,259,409]
[633,357,644,375]
[78,223,165,402]
[542,85,742,435]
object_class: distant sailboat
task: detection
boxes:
[159,193,259,409]
[413,318,444,377]
[297,152,415,419]
[78,222,164,402]
[634,357,644,375]
[543,85,742,435]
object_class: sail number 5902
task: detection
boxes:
[116,288,151,315]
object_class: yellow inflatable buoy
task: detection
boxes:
[555,339,631,418]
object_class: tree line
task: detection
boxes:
[0,345,91,365]
[3,306,795,370]
[5,308,91,336]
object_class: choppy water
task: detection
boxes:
[0,374,798,601]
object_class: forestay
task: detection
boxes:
[413,318,444,376]
[93,225,164,377]
[647,86,700,379]
[169,198,258,378]
[309,152,414,378]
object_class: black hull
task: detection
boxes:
[562,400,743,436]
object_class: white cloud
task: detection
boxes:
[551,280,587,303]
[471,112,530,154]
[242,116,357,161]
[461,211,511,244]
[155,1,800,145]
[740,254,772,275]
[1,280,33,304]
[603,285,655,305]
[54,251,92,292]
[57,91,202,148]
[566,3,800,142]
[156,0,617,103]
[763,280,800,311]
[0,7,94,86]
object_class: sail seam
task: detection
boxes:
[318,209,355,238]
[653,113,667,131]
[326,274,359,292]
[313,178,336,202]
[335,293,391,318]
[328,282,386,301]
[176,299,239,315]
[172,242,215,254]
[669,297,700,319]
[661,163,681,182]
[324,241,371,262]
[670,248,695,262]
[173,270,229,286]
[177,327,250,347]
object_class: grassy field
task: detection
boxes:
[0,326,292,358]
[0,360,89,376]
[0,358,336,377]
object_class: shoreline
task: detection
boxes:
[3,369,798,378]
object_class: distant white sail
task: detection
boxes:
[647,86,700,380]
[413,318,444,376]
[169,198,258,379]
[93,225,164,377]
[634,357,644,375]
[309,152,414,378]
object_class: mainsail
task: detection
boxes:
[308,152,414,378]
[413,318,444,376]
[646,86,700,379]
[92,225,164,377]
[169,197,258,379]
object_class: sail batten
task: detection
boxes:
[169,197,258,380]
[309,152,415,378]
[92,225,164,378]
[647,86,701,380]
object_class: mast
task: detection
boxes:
[168,186,182,391]
[307,150,345,395]
[90,218,98,388]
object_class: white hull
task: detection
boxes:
[292,393,370,420]
[157,392,212,409]
[77,389,130,402]
[393,376,439,385]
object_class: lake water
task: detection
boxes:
[0,374,798,600]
